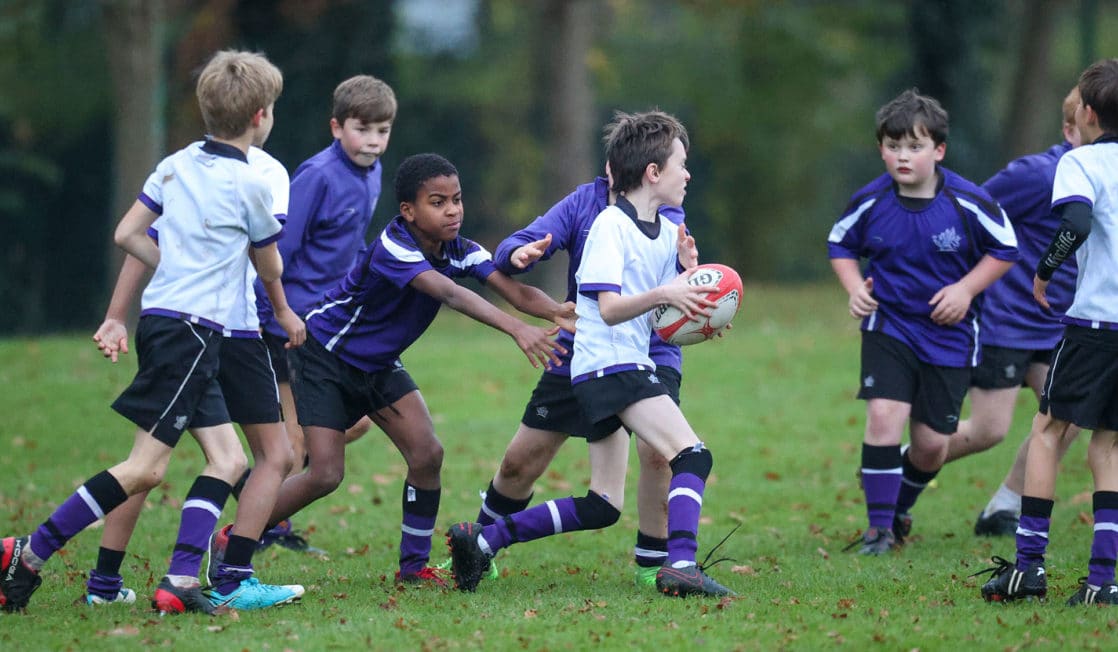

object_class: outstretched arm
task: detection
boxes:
[484,270,576,332]
[410,270,566,368]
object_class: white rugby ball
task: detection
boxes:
[651,263,743,346]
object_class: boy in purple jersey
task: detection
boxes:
[828,89,1017,555]
[450,176,695,589]
[447,111,734,598]
[0,50,291,614]
[252,75,395,551]
[81,145,306,611]
[935,87,1084,537]
[981,59,1118,606]
[211,153,573,586]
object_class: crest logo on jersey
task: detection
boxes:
[932,227,961,252]
[863,375,875,388]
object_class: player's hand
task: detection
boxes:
[849,277,877,319]
[929,281,974,326]
[511,323,567,369]
[661,272,718,321]
[552,300,577,333]
[92,318,129,363]
[510,234,552,269]
[275,307,307,349]
[1033,275,1051,310]
[676,223,698,270]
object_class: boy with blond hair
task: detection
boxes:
[0,49,296,614]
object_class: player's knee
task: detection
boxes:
[573,491,621,530]
[669,444,713,481]
[207,449,248,485]
[497,453,536,484]
[406,439,444,478]
[307,462,345,497]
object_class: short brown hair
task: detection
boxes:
[333,75,397,124]
[1061,85,1081,127]
[196,50,283,139]
[603,110,689,194]
[875,89,949,146]
[1079,58,1118,133]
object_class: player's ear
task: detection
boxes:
[400,201,415,222]
[330,117,344,140]
[251,107,265,127]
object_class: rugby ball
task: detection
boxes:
[651,263,743,346]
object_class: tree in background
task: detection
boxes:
[2,0,1116,334]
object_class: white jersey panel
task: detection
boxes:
[140,141,282,327]
[226,147,290,332]
[572,205,679,379]
[1053,142,1118,324]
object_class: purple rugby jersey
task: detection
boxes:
[492,176,685,377]
[980,142,1077,349]
[304,216,497,373]
[828,167,1019,368]
[257,139,383,336]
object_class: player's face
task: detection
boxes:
[401,174,463,252]
[879,126,944,198]
[331,117,392,168]
[252,103,276,148]
[655,138,690,207]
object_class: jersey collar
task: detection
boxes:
[202,138,248,163]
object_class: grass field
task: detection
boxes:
[0,283,1112,650]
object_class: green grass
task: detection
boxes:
[0,283,1113,650]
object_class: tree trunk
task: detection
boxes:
[101,0,165,318]
[1002,0,1064,160]
[536,0,601,295]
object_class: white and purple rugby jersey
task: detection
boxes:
[305,215,497,373]
[1052,135,1118,328]
[572,199,681,383]
[828,167,1018,367]
[981,142,1076,349]
[493,177,686,377]
[138,139,282,331]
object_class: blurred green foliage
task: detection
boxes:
[2,0,1115,333]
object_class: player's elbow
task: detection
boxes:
[599,306,625,326]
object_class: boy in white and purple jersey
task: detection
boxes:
[0,50,292,614]
[251,78,396,552]
[828,89,1017,555]
[82,145,307,611]
[459,176,694,588]
[938,87,1084,538]
[447,111,734,599]
[262,153,570,586]
[981,59,1118,606]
